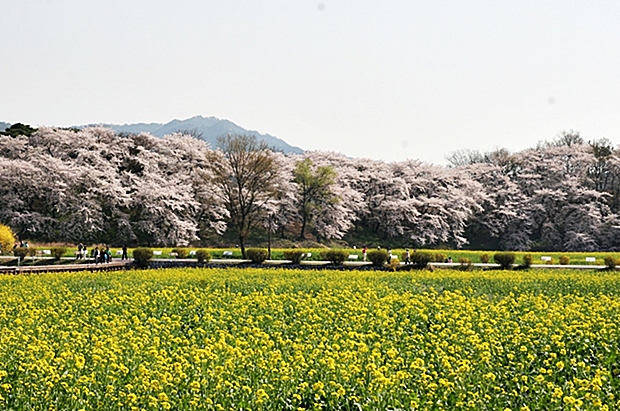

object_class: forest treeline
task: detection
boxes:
[1,125,620,253]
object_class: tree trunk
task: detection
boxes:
[239,234,247,259]
[298,214,308,240]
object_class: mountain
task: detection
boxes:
[88,116,304,154]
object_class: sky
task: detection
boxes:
[2,1,620,165]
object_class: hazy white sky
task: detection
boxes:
[2,1,620,164]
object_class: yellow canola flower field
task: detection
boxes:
[0,268,619,410]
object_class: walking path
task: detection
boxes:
[0,257,611,274]
[0,259,132,274]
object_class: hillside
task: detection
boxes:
[0,116,303,154]
[88,116,304,154]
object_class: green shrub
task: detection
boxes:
[172,248,188,259]
[195,250,211,263]
[324,249,347,265]
[604,256,617,269]
[559,255,570,265]
[13,247,28,259]
[480,253,490,264]
[246,248,268,264]
[50,247,67,261]
[459,257,472,270]
[522,254,533,268]
[411,252,432,268]
[494,252,516,269]
[283,250,305,264]
[133,248,153,268]
[367,249,389,267]
[432,253,447,263]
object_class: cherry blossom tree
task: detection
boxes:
[0,127,222,246]
[460,162,533,250]
[3,124,620,251]
[464,141,620,251]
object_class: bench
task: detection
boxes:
[348,254,358,260]
[585,257,596,263]
[541,256,552,262]
[42,249,51,255]
[222,251,233,257]
[153,250,163,256]
[189,250,196,255]
[116,250,123,255]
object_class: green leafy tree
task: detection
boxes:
[293,158,337,240]
[0,123,37,137]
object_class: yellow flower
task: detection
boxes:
[157,392,169,402]
[75,355,85,370]
[563,395,576,405]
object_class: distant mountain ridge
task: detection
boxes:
[85,116,304,154]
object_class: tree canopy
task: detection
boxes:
[293,158,338,240]
[0,123,37,137]
[1,127,620,251]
